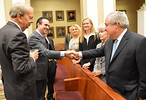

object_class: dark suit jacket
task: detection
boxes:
[47,38,57,96]
[82,29,146,100]
[0,21,37,100]
[28,31,61,80]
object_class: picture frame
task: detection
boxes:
[47,27,54,38]
[56,26,66,38]
[42,11,53,23]
[66,10,76,22]
[56,11,64,21]
[67,26,71,34]
[116,10,127,14]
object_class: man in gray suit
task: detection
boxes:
[0,2,39,100]
[28,17,70,100]
[71,11,146,100]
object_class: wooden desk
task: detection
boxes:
[55,57,125,100]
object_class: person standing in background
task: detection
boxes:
[65,26,72,50]
[92,23,109,83]
[79,17,101,72]
[47,37,57,100]
[0,2,39,100]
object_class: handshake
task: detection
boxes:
[65,51,80,59]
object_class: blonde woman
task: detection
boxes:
[69,24,81,64]
[79,17,101,71]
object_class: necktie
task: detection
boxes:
[110,40,118,61]
[43,37,49,49]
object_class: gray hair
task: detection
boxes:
[9,2,33,18]
[98,23,106,31]
[106,11,129,28]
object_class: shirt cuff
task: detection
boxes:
[79,51,82,59]
[60,51,65,57]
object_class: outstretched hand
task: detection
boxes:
[65,51,80,59]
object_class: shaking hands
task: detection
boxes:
[65,51,80,59]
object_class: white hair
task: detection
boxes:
[106,11,129,28]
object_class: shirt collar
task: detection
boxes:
[36,29,50,44]
[9,20,22,31]
[117,28,127,42]
[84,33,95,38]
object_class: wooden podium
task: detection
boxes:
[54,57,125,100]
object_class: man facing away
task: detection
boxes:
[0,2,38,100]
[70,11,146,100]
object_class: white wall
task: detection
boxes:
[87,0,98,30]
[0,0,6,28]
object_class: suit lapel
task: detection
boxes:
[106,39,114,67]
[110,30,130,63]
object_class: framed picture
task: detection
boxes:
[67,10,76,22]
[47,27,54,38]
[42,11,53,23]
[56,26,66,38]
[56,11,64,21]
[116,10,127,14]
[119,10,126,14]
[67,26,71,34]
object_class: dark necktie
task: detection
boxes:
[43,37,49,49]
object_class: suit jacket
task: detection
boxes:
[82,29,146,100]
[0,21,37,100]
[28,31,61,80]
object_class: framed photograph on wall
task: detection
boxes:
[47,27,54,38]
[67,26,71,34]
[42,11,53,23]
[66,10,76,22]
[56,11,64,21]
[56,26,66,38]
[119,10,126,14]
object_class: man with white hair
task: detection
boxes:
[0,2,38,100]
[71,11,146,100]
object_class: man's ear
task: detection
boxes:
[17,13,23,23]
[114,22,120,27]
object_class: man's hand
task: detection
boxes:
[30,49,39,60]
[65,51,75,59]
[139,97,146,100]
[65,51,80,59]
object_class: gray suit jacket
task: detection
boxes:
[28,31,61,80]
[82,29,146,100]
[0,21,37,100]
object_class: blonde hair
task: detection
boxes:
[71,24,81,38]
[80,17,97,43]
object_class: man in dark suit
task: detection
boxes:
[47,38,57,100]
[28,17,71,100]
[0,2,39,100]
[70,11,146,100]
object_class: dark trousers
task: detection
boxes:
[36,79,47,100]
[47,60,57,100]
